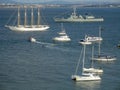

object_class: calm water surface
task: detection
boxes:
[0,7,120,90]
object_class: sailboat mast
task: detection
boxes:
[37,8,40,26]
[98,42,101,56]
[91,45,94,68]
[99,26,102,37]
[98,26,102,56]
[31,7,34,27]
[82,45,86,74]
[24,7,27,27]
[17,6,20,27]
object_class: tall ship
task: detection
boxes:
[5,6,49,31]
[54,7,104,22]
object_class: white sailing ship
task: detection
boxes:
[54,7,104,22]
[5,6,49,31]
[71,45,101,81]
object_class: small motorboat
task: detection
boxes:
[29,37,36,42]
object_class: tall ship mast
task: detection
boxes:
[5,6,49,31]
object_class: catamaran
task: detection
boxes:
[71,44,101,81]
[5,6,49,31]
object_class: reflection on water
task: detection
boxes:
[75,81,101,90]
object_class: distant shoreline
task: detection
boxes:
[0,4,120,8]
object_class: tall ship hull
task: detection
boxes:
[5,25,49,32]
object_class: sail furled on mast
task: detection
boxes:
[24,7,27,27]
[17,6,20,27]
[31,7,34,26]
[37,8,40,26]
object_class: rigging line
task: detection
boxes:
[74,47,83,75]
[6,8,17,25]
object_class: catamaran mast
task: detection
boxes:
[17,6,20,27]
[31,7,34,27]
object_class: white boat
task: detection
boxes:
[29,37,36,42]
[85,36,103,42]
[80,27,103,44]
[92,42,116,61]
[92,55,116,61]
[5,6,49,31]
[53,35,71,42]
[54,7,104,22]
[72,73,101,81]
[79,35,92,45]
[83,68,103,73]
[53,24,71,42]
[83,45,103,73]
[71,45,101,81]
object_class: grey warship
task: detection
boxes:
[54,8,104,22]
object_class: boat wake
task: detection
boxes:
[32,40,78,53]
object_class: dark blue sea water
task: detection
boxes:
[0,7,120,90]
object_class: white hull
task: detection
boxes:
[92,56,116,61]
[86,36,103,42]
[72,73,101,81]
[6,25,49,31]
[79,41,92,45]
[29,37,36,42]
[83,68,103,73]
[53,36,71,42]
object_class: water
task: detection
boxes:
[0,7,120,90]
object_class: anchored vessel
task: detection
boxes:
[71,44,101,81]
[53,23,71,42]
[54,7,104,22]
[5,6,49,31]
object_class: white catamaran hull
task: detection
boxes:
[72,73,101,81]
[6,25,49,31]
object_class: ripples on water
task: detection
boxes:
[0,7,120,90]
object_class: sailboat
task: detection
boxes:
[83,45,103,73]
[54,7,104,22]
[71,44,101,81]
[53,23,71,42]
[5,6,49,31]
[92,42,116,61]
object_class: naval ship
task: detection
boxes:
[54,8,104,22]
